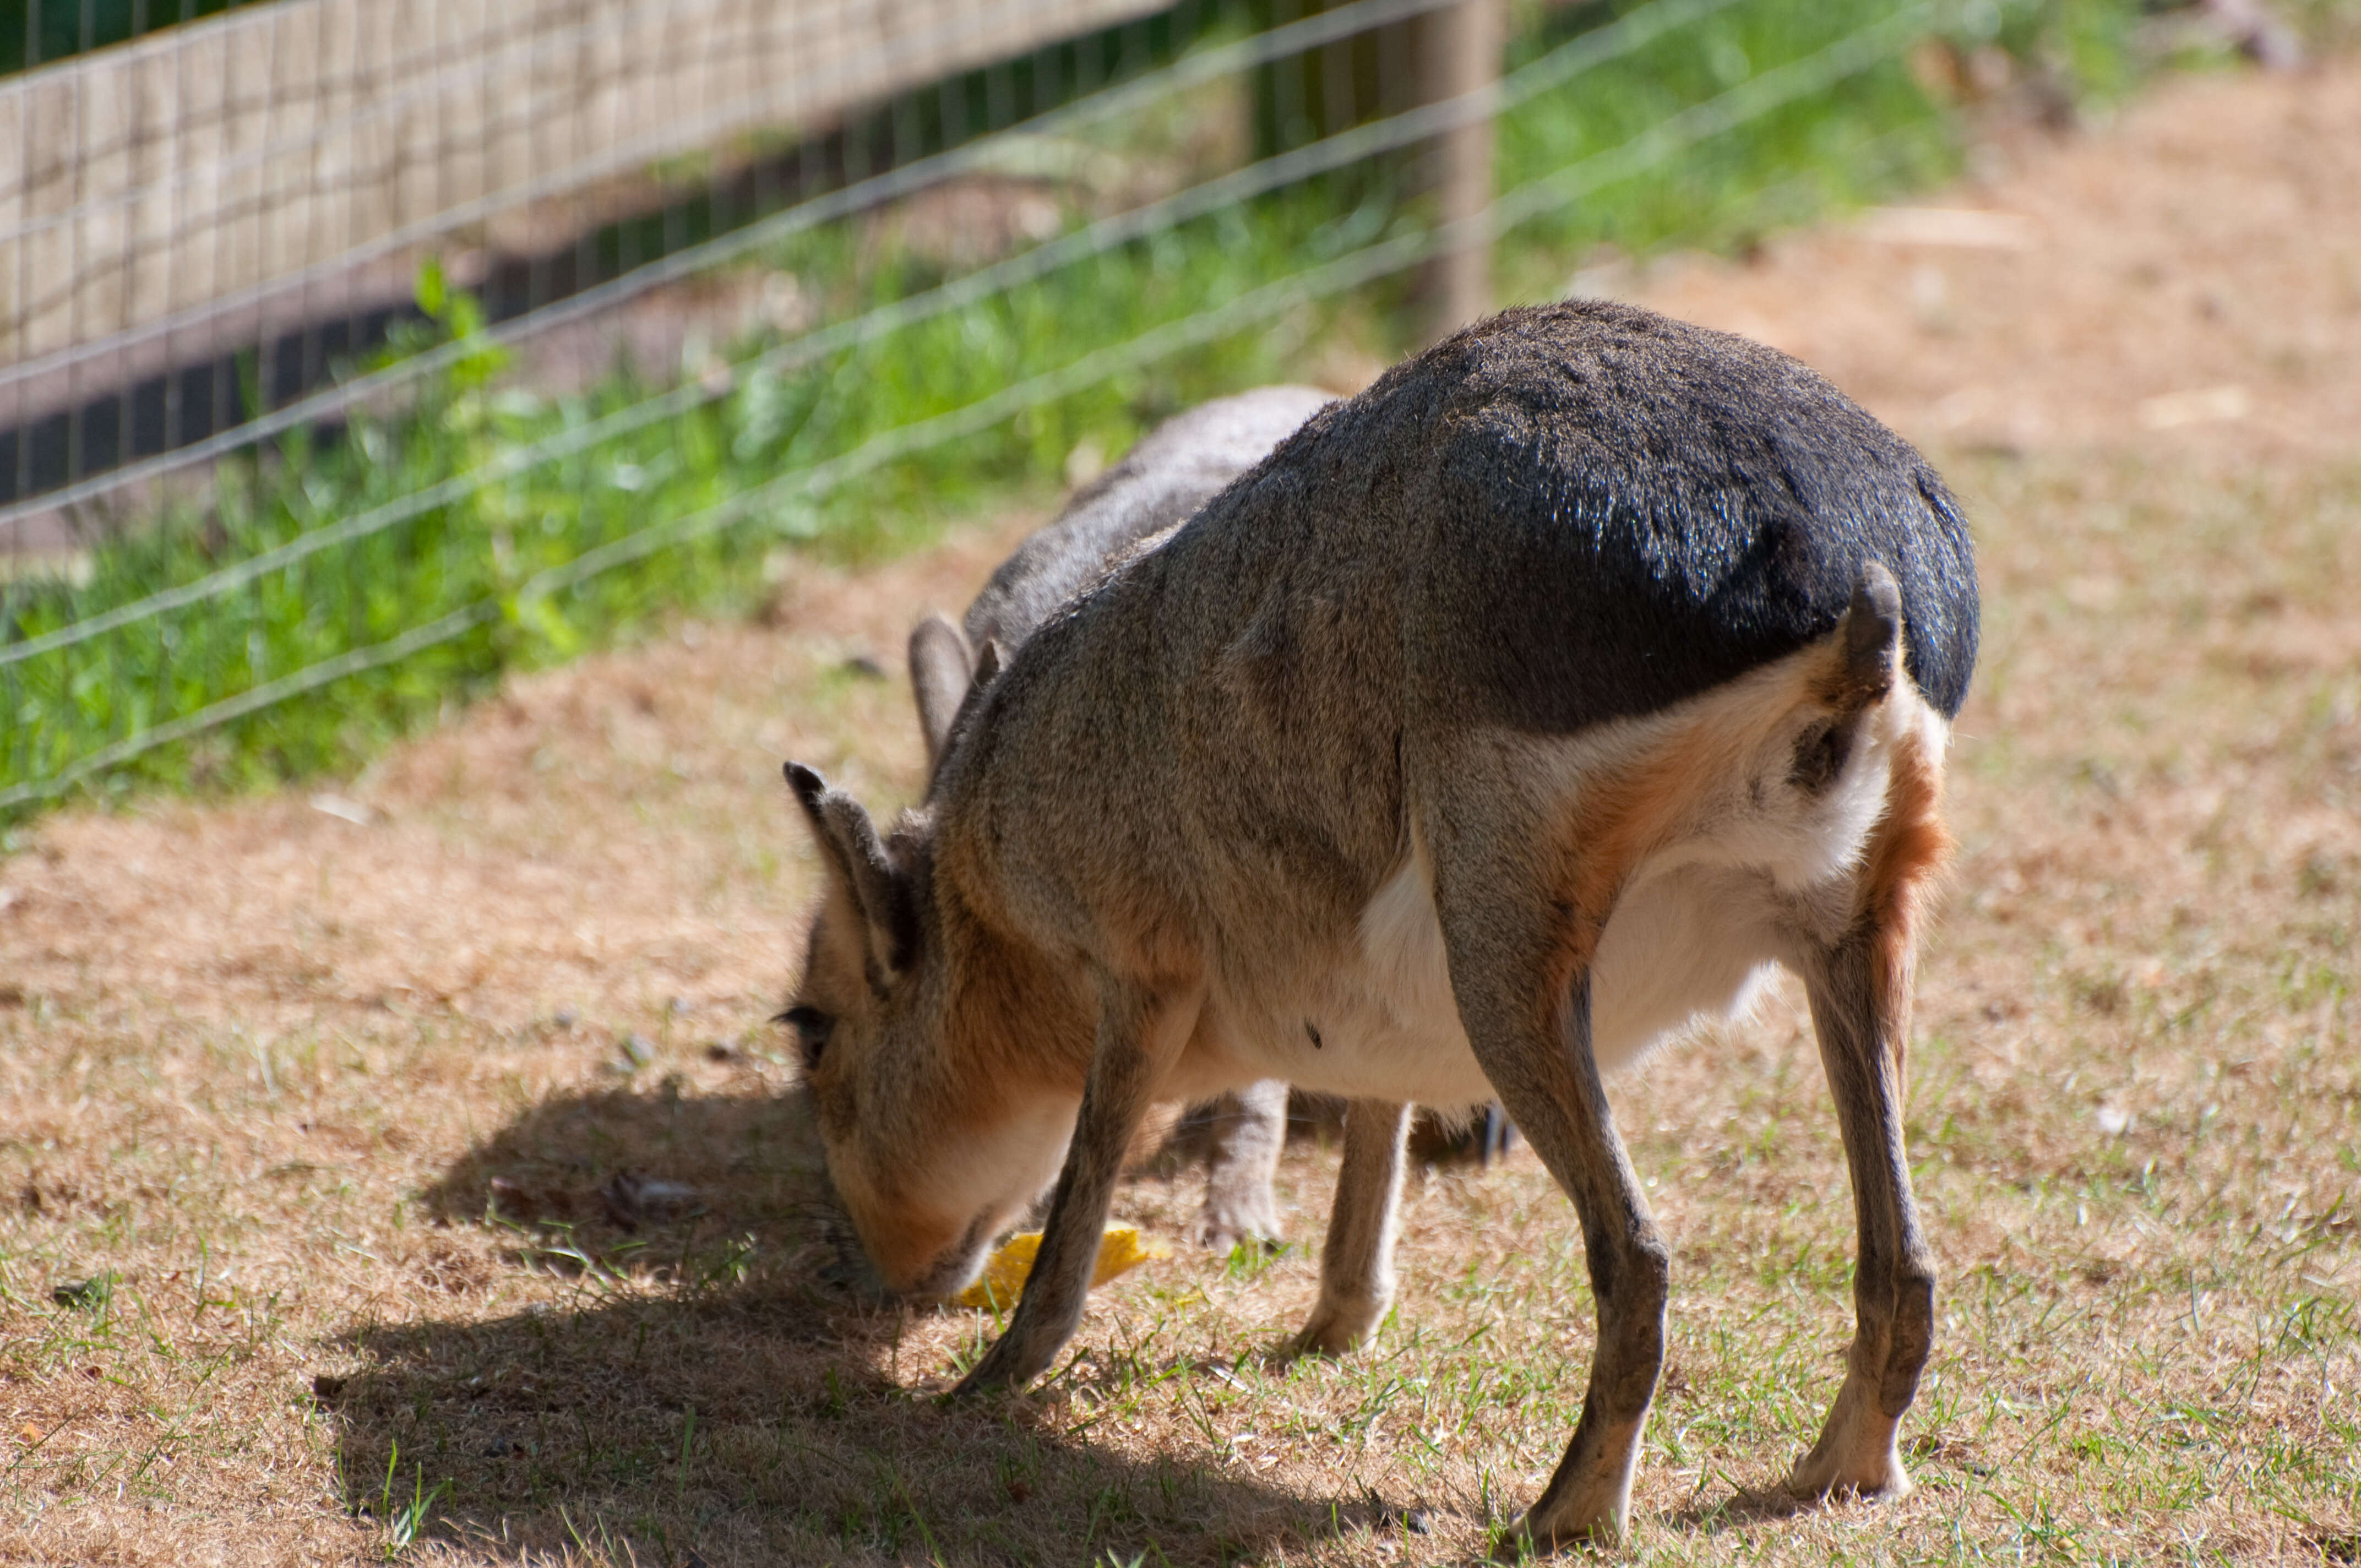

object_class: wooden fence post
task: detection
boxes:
[1245,0,1502,345]
[1415,0,1503,345]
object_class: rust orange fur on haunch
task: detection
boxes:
[1859,727,1955,1078]
[780,301,1978,1548]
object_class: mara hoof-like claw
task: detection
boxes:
[1784,1378,1914,1502]
[1782,1431,1913,1504]
[1490,1509,1625,1559]
[1189,1204,1283,1255]
[1782,1457,1913,1505]
[946,1339,1044,1403]
[1279,1300,1383,1361]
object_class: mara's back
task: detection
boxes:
[944,302,1978,927]
[962,385,1333,650]
[1152,301,1977,729]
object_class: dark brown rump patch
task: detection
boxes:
[1413,303,1977,733]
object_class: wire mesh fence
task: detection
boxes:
[0,0,2006,819]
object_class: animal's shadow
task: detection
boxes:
[323,1082,1392,1565]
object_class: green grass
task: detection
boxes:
[0,0,2156,826]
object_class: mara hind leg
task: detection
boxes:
[1785,747,1949,1500]
[954,974,1203,1396]
[1427,817,1668,1548]
[1471,971,1667,1548]
[1286,1098,1412,1356]
[1781,925,1934,1500]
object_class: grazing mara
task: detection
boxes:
[905,383,1334,1250]
[784,300,1978,1545]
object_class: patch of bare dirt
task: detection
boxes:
[1613,56,2361,461]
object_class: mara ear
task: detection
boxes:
[784,762,920,982]
[1832,559,1903,707]
[970,637,1005,693]
[918,637,1010,790]
[907,613,975,772]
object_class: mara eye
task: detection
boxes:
[778,1005,836,1066]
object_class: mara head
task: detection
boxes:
[780,761,1080,1301]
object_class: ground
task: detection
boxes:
[2,55,2358,1568]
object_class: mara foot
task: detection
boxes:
[1783,1380,1914,1501]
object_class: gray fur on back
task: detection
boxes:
[964,386,1334,651]
[938,303,1980,967]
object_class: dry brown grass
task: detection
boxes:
[4,58,2358,1568]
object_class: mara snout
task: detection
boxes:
[780,300,1978,1548]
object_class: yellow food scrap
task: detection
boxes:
[955,1225,1167,1309]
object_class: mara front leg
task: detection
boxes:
[1286,1098,1411,1355]
[1193,1079,1291,1251]
[1783,912,1938,1501]
[952,976,1202,1397]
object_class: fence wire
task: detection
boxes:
[2,0,1475,530]
[1,0,1987,817]
[4,0,1204,409]
[0,0,1749,642]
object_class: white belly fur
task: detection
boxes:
[1195,673,1939,1103]
[1194,839,1785,1107]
